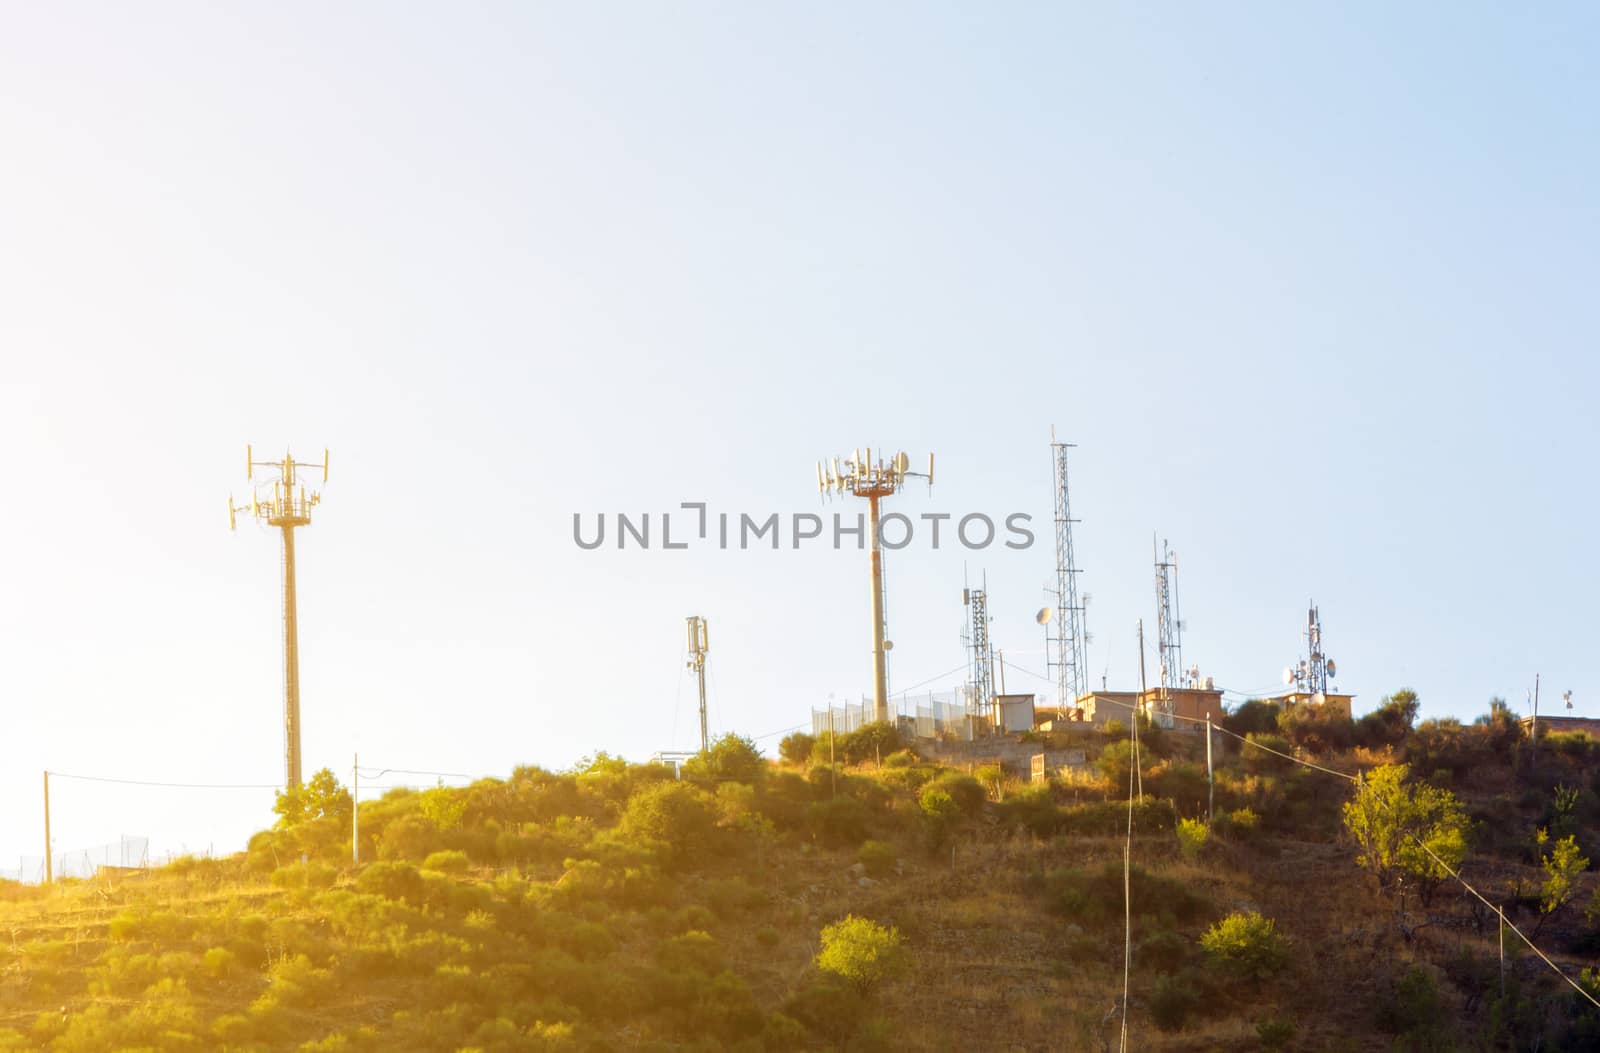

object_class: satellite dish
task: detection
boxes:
[1326,659,1337,679]
[1036,607,1053,625]
[895,451,909,473]
[884,640,894,651]
[1282,667,1295,686]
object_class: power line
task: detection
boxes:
[46,771,280,790]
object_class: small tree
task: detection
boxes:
[1535,829,1589,936]
[1341,763,1468,904]
[273,768,351,831]
[1175,818,1210,860]
[1200,911,1287,982]
[684,733,766,784]
[778,732,816,766]
[815,915,906,993]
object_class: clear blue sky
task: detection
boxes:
[2,3,1596,867]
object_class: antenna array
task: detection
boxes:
[229,446,329,791]
[814,448,932,724]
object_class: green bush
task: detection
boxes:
[857,840,896,877]
[783,973,867,1044]
[778,732,816,766]
[808,797,870,849]
[1175,818,1209,860]
[1200,911,1287,982]
[683,733,766,785]
[922,773,984,817]
[1149,973,1198,1031]
[421,849,471,874]
[815,915,906,993]
[357,861,426,906]
[618,780,720,865]
[996,784,1061,837]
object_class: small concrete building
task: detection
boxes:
[1520,715,1600,739]
[1140,686,1227,731]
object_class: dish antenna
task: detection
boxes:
[884,640,894,651]
[1326,659,1338,679]
[1282,667,1295,686]
[1036,607,1053,626]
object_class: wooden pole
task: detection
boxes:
[42,771,52,885]
[1205,719,1215,825]
[352,753,359,867]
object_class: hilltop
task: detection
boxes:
[3,696,1600,1051]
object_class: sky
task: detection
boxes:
[2,2,1597,871]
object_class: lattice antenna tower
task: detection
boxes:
[229,446,329,791]
[962,575,995,727]
[1153,537,1184,692]
[815,448,932,724]
[1049,431,1089,710]
[1283,601,1338,697]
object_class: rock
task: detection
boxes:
[1064,923,1084,939]
[846,862,866,878]
[857,877,877,889]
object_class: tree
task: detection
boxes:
[1281,703,1355,754]
[778,732,815,766]
[1341,763,1469,904]
[1356,689,1421,749]
[683,733,765,784]
[1223,699,1280,737]
[841,721,901,766]
[273,769,351,831]
[1535,829,1589,936]
[815,915,906,993]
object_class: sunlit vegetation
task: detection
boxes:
[4,698,1600,1048]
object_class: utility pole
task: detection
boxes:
[815,449,932,724]
[42,771,51,885]
[1205,719,1214,825]
[230,446,329,791]
[1135,621,1147,802]
[1531,673,1541,775]
[686,616,710,752]
[352,753,359,867]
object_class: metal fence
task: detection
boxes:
[2,836,150,884]
[812,689,979,741]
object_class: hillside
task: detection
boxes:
[4,699,1600,1052]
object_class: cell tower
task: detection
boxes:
[962,578,995,728]
[1153,537,1183,692]
[1283,601,1337,697]
[815,448,933,724]
[1048,431,1089,711]
[230,446,329,792]
[685,616,710,753]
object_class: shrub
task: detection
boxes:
[1103,719,1128,740]
[922,773,984,817]
[783,974,867,1044]
[683,733,766,785]
[1200,911,1287,982]
[421,849,471,874]
[974,764,1006,800]
[1137,929,1190,974]
[857,840,896,878]
[996,784,1061,837]
[778,732,816,766]
[1243,733,1294,772]
[619,781,720,865]
[815,915,906,993]
[1175,818,1209,860]
[356,861,425,906]
[1256,1017,1296,1049]
[808,797,870,849]
[1222,700,1280,737]
[882,748,918,768]
[271,860,338,893]
[1149,973,1198,1031]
